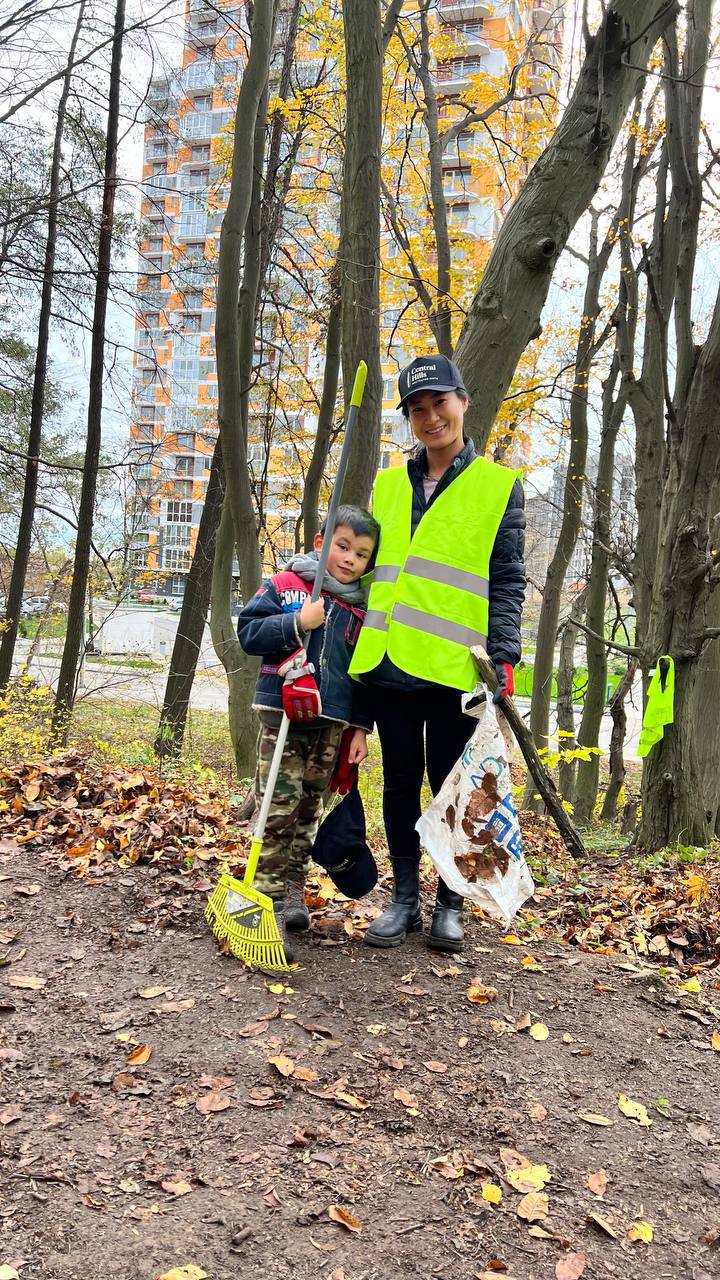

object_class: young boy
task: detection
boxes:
[237,505,379,960]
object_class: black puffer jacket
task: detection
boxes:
[361,438,525,692]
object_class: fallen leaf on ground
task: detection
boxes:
[500,934,523,945]
[521,955,545,971]
[8,974,46,989]
[423,1060,447,1073]
[334,1091,369,1110]
[587,1211,618,1239]
[13,883,41,896]
[628,1220,653,1244]
[427,1153,464,1179]
[156,1269,208,1280]
[507,1164,551,1193]
[678,977,701,994]
[268,1054,295,1078]
[711,1032,720,1051]
[153,999,195,1014]
[196,1091,231,1115]
[161,1179,193,1196]
[481,1183,503,1204]
[127,1044,152,1066]
[466,980,498,1005]
[617,1093,652,1127]
[0,1266,20,1279]
[292,1065,320,1083]
[529,1022,549,1041]
[0,1103,22,1125]
[267,982,293,995]
[138,986,167,999]
[528,1103,548,1122]
[366,1024,386,1035]
[394,1088,418,1109]
[701,1163,720,1192]
[237,1021,268,1037]
[328,1205,361,1233]
[586,1169,609,1198]
[578,1112,613,1127]
[555,1254,587,1279]
[516,1192,549,1221]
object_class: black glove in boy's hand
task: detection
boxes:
[492,660,515,705]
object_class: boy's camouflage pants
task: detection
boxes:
[253,719,343,902]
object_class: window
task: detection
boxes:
[191,144,211,161]
[183,293,203,311]
[449,203,470,227]
[174,333,200,358]
[182,314,201,332]
[163,546,192,571]
[132,549,148,567]
[189,168,209,187]
[166,500,193,523]
[383,307,401,328]
[386,239,399,259]
[173,357,200,382]
[178,212,207,238]
[181,192,206,212]
[226,32,238,50]
[164,523,191,546]
[183,113,212,139]
[152,161,167,176]
[174,432,195,449]
[135,423,155,442]
[174,455,195,475]
[171,479,193,499]
[146,239,164,255]
[382,377,395,401]
[186,58,212,89]
[194,95,211,110]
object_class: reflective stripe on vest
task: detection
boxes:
[349,456,520,692]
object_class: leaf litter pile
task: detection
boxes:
[1,754,720,1278]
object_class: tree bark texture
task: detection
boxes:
[574,353,628,822]
[600,657,637,823]
[52,0,123,737]
[453,0,679,452]
[154,442,225,759]
[339,0,383,507]
[215,0,273,605]
[556,587,587,805]
[302,274,342,548]
[637,280,720,850]
[210,500,258,780]
[0,1,85,688]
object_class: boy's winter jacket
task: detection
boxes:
[237,569,373,730]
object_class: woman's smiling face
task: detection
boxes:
[406,389,467,455]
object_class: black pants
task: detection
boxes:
[372,686,475,866]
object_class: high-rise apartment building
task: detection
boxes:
[129,0,562,595]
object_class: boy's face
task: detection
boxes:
[314,524,376,584]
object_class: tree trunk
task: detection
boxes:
[417,0,452,357]
[601,657,637,823]
[574,354,627,822]
[302,275,342,548]
[215,0,273,606]
[154,442,225,758]
[637,281,720,851]
[339,0,383,507]
[0,2,85,687]
[51,0,123,738]
[556,588,587,804]
[453,0,678,452]
[210,499,258,780]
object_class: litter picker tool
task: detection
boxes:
[206,360,368,971]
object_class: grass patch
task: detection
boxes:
[70,697,238,785]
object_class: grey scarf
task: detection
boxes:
[284,551,366,604]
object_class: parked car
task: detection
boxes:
[135,590,165,604]
[21,595,51,616]
[167,596,184,611]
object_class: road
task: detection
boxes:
[14,642,645,760]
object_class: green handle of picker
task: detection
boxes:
[350,360,367,408]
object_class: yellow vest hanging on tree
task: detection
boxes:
[637,656,675,758]
[349,457,520,693]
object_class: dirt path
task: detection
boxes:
[1,842,719,1280]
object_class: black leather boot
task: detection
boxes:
[364,858,422,948]
[428,879,464,953]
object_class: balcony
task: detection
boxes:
[436,57,487,88]
[438,0,490,19]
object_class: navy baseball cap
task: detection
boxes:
[397,354,466,408]
[311,788,377,899]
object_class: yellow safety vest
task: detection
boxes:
[349,457,520,692]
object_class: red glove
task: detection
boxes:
[492,661,515,705]
[329,727,358,795]
[278,647,322,722]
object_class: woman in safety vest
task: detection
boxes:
[349,354,525,952]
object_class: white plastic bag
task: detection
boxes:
[416,689,534,926]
